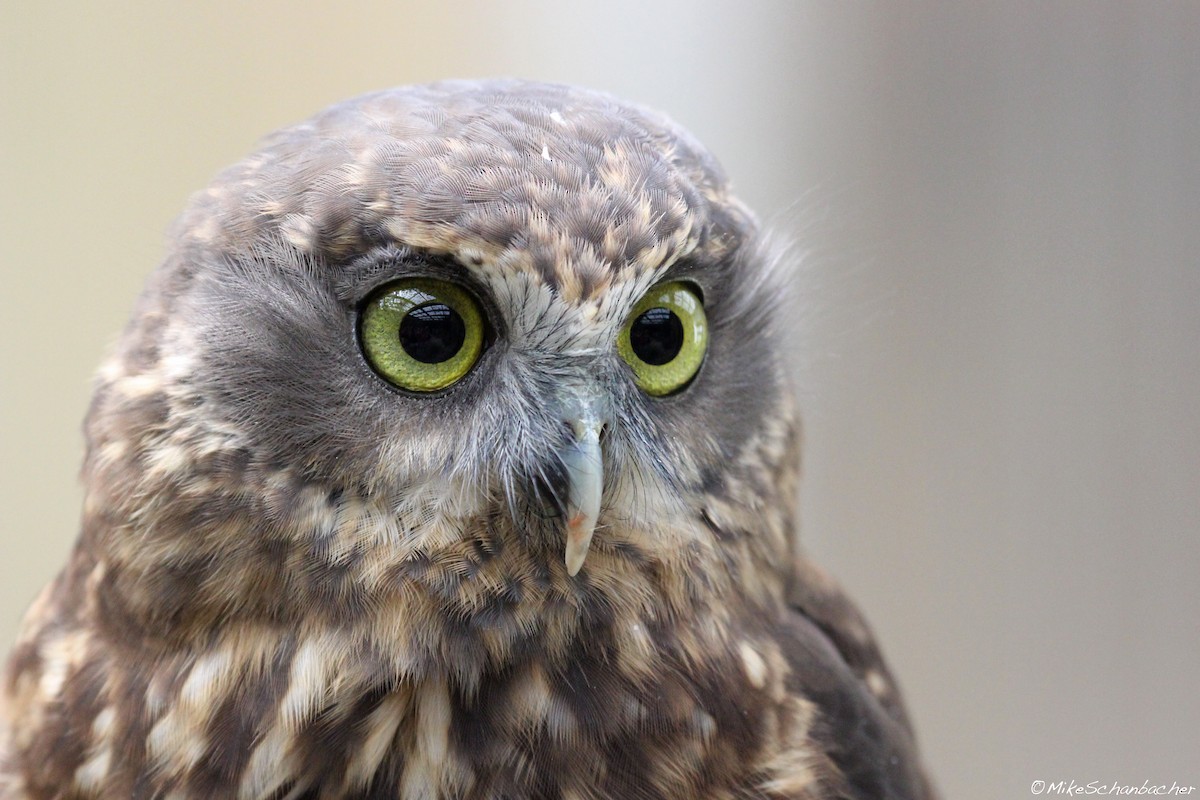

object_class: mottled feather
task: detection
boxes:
[1,80,934,800]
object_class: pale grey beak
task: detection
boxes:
[559,397,607,576]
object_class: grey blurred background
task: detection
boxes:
[2,2,1197,795]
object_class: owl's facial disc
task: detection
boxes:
[559,391,610,576]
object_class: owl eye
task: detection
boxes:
[618,281,708,396]
[359,278,486,392]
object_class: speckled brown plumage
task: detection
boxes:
[0,80,936,799]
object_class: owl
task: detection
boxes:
[0,81,935,799]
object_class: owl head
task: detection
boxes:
[84,80,798,650]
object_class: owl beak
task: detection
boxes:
[560,404,607,577]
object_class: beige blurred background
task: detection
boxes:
[2,2,1197,795]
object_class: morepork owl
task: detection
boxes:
[0,81,936,799]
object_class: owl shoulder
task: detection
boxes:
[775,556,938,800]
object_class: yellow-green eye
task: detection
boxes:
[618,281,708,396]
[359,278,486,392]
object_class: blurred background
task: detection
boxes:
[2,2,1197,795]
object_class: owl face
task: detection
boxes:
[94,80,789,594]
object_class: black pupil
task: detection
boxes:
[629,307,684,366]
[398,303,466,364]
